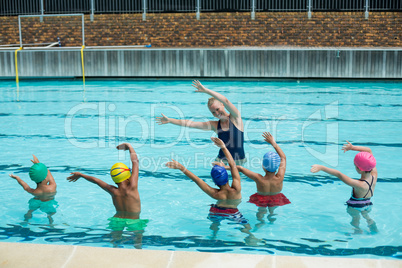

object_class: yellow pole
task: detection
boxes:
[81,45,86,85]
[15,47,23,85]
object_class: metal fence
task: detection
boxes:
[0,0,401,16]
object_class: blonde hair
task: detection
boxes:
[207,97,220,108]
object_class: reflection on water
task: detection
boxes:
[0,224,400,258]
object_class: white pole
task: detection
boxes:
[40,0,44,22]
[143,0,147,21]
[365,0,369,19]
[251,0,255,20]
[18,16,22,47]
[196,0,200,20]
[90,0,94,21]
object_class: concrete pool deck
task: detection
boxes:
[0,242,400,268]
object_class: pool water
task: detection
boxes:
[0,80,401,259]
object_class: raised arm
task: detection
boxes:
[310,165,361,188]
[211,137,241,190]
[166,159,219,198]
[116,143,139,188]
[67,172,116,195]
[342,140,373,154]
[192,80,241,119]
[9,174,35,194]
[237,166,262,182]
[263,132,286,179]
[156,113,217,131]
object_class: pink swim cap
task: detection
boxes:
[354,152,376,171]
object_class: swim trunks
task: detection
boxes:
[216,119,246,162]
[346,197,373,211]
[208,204,248,224]
[28,198,58,214]
[107,217,149,231]
[248,193,291,208]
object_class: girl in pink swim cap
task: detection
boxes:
[310,140,378,234]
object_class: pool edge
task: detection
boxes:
[0,242,400,268]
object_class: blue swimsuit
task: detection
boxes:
[216,119,246,161]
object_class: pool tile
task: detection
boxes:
[169,251,272,267]
[1,242,401,268]
[0,242,74,268]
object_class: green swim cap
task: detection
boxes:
[29,163,48,183]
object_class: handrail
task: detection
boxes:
[14,47,23,85]
[81,45,85,85]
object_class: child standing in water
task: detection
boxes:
[67,143,148,245]
[232,132,290,224]
[166,137,253,238]
[9,155,58,224]
[311,141,378,233]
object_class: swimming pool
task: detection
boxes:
[0,80,401,259]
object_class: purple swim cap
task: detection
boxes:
[211,165,228,186]
[263,151,281,172]
[354,152,376,171]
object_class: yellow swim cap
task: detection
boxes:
[110,163,131,183]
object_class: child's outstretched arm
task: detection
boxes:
[31,155,56,186]
[310,165,361,188]
[192,80,241,120]
[342,140,377,176]
[156,113,216,131]
[166,159,218,198]
[237,166,261,182]
[67,172,115,195]
[211,137,241,191]
[263,132,286,179]
[212,162,261,183]
[9,174,35,194]
[342,140,373,154]
[116,143,139,188]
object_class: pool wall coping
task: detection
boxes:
[0,242,400,268]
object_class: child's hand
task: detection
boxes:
[310,165,323,173]
[262,132,276,145]
[67,172,82,182]
[212,161,224,167]
[9,174,19,180]
[116,143,131,151]
[156,113,170,125]
[31,154,40,164]
[165,159,185,171]
[192,80,207,93]
[212,161,230,170]
[342,140,353,153]
[211,137,226,148]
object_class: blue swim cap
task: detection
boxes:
[263,152,281,172]
[211,165,228,186]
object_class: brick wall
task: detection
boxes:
[0,12,401,47]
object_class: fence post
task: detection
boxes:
[90,0,94,21]
[40,0,44,22]
[143,0,147,21]
[308,0,312,19]
[18,16,22,47]
[251,0,255,20]
[365,0,369,19]
[196,0,200,20]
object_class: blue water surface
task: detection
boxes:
[0,79,401,259]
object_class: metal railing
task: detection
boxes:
[0,0,401,16]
